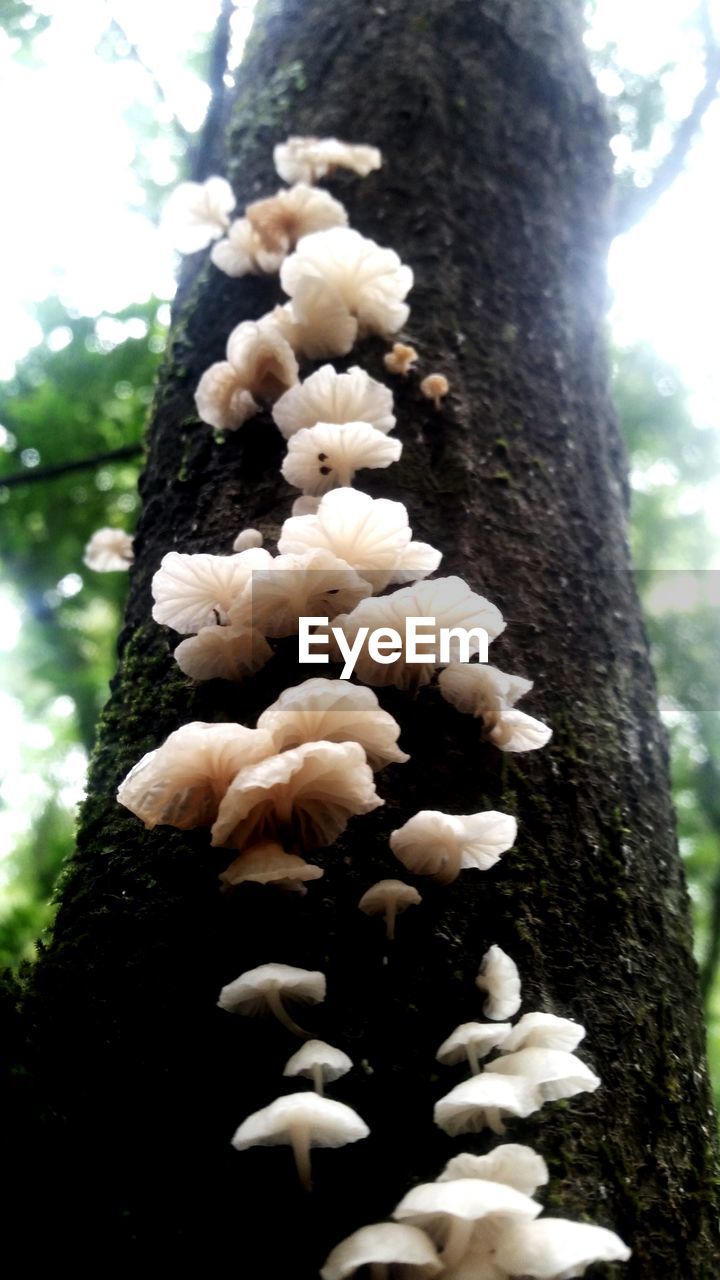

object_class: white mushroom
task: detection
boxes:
[117,721,274,830]
[151,547,273,634]
[292,494,321,516]
[210,217,283,277]
[174,624,272,682]
[247,183,348,256]
[358,880,422,940]
[256,678,408,771]
[437,1145,549,1198]
[384,343,418,376]
[333,577,504,691]
[225,318,299,403]
[390,810,517,884]
[194,361,259,431]
[268,277,358,360]
[321,1223,443,1280]
[436,1022,512,1075]
[233,528,264,552]
[438,663,552,753]
[273,364,396,439]
[281,227,413,338]
[232,1091,368,1191]
[83,527,134,571]
[501,1013,586,1055]
[219,842,323,893]
[229,548,371,638]
[392,1179,540,1271]
[476,946,522,1020]
[282,420,402,495]
[278,487,440,593]
[489,1049,600,1103]
[420,374,449,408]
[162,175,235,253]
[274,135,382,185]
[494,1218,631,1278]
[210,740,383,851]
[283,1039,353,1095]
[434,1074,541,1137]
[217,962,326,1038]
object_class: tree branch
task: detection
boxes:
[188,0,235,181]
[613,3,720,236]
[107,16,192,150]
[697,756,720,1002]
[0,444,143,490]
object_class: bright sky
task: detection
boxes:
[0,0,718,886]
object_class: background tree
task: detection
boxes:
[3,0,720,1273]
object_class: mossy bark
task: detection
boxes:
[8,0,719,1273]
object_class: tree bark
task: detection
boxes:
[9,0,719,1273]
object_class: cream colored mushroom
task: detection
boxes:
[489,1048,600,1103]
[434,1074,541,1137]
[494,1218,631,1278]
[384,342,418,376]
[218,842,323,893]
[358,880,422,940]
[390,810,517,884]
[283,1039,352,1095]
[436,1022,512,1075]
[217,962,326,1038]
[437,1145,549,1198]
[420,373,449,408]
[392,1179,540,1271]
[501,1012,585,1054]
[476,945,522,1020]
[231,1091,368,1191]
[321,1223,443,1280]
[256,678,408,771]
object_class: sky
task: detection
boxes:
[0,0,719,880]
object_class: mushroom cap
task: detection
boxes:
[282,420,402,496]
[151,547,273,633]
[476,945,522,1021]
[437,1146,549,1197]
[233,528,264,552]
[292,494,321,517]
[270,277,358,360]
[438,663,533,721]
[434,1074,540,1137]
[218,963,326,1016]
[210,216,276,278]
[390,810,516,882]
[420,373,449,400]
[195,360,259,430]
[117,721,274,830]
[393,1178,541,1237]
[494,1218,631,1278]
[225,318,299,403]
[273,364,396,438]
[281,227,412,337]
[384,342,418,375]
[278,487,440,593]
[321,1223,442,1280]
[436,1021,512,1066]
[210,740,382,851]
[162,175,235,253]
[489,1049,600,1102]
[174,624,272,683]
[247,182,348,254]
[489,707,553,753]
[284,1039,353,1084]
[232,1091,368,1151]
[256,678,408,771]
[83,527,133,572]
[219,843,323,890]
[229,547,371,638]
[502,1013,585,1055]
[358,880,422,917]
[274,136,382,185]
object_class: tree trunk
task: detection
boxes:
[9,0,719,1273]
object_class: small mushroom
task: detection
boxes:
[475,945,521,1020]
[436,1145,549,1198]
[489,1048,600,1103]
[284,1039,353,1095]
[233,528,264,551]
[494,1218,631,1278]
[359,880,422,940]
[392,1179,540,1271]
[219,842,323,894]
[436,1021,512,1075]
[321,1223,442,1280]
[434,1073,541,1137]
[420,373,449,408]
[232,1091,369,1191]
[384,342,418,375]
[217,962,326,1038]
[501,1012,585,1054]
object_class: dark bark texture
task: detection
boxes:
[7,0,719,1273]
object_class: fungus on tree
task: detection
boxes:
[231,1091,369,1191]
[247,183,348,256]
[501,1013,585,1054]
[438,663,552,753]
[436,1022,512,1075]
[390,809,517,883]
[283,1039,353,1095]
[321,1223,443,1280]
[232,528,264,552]
[256,678,408,771]
[195,318,299,430]
[493,1218,631,1278]
[274,135,382,185]
[229,547,371,639]
[161,174,235,253]
[174,624,272,683]
[358,879,422,940]
[272,363,396,438]
[281,420,402,495]
[384,342,418,376]
[218,842,323,893]
[392,1179,541,1271]
[489,1048,600,1104]
[210,216,282,277]
[83,527,134,572]
[267,275,359,359]
[116,721,274,830]
[420,373,449,408]
[434,1074,541,1137]
[476,946,522,1021]
[210,740,383,851]
[280,227,413,338]
[151,546,273,633]
[437,1145,549,1198]
[217,962,326,1038]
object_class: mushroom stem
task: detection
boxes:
[312,1064,325,1095]
[442,1219,475,1270]
[290,1121,313,1191]
[486,1106,507,1136]
[466,1043,481,1076]
[266,984,311,1038]
[369,1265,389,1280]
[385,902,397,941]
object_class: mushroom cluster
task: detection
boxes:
[113,133,628,1272]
